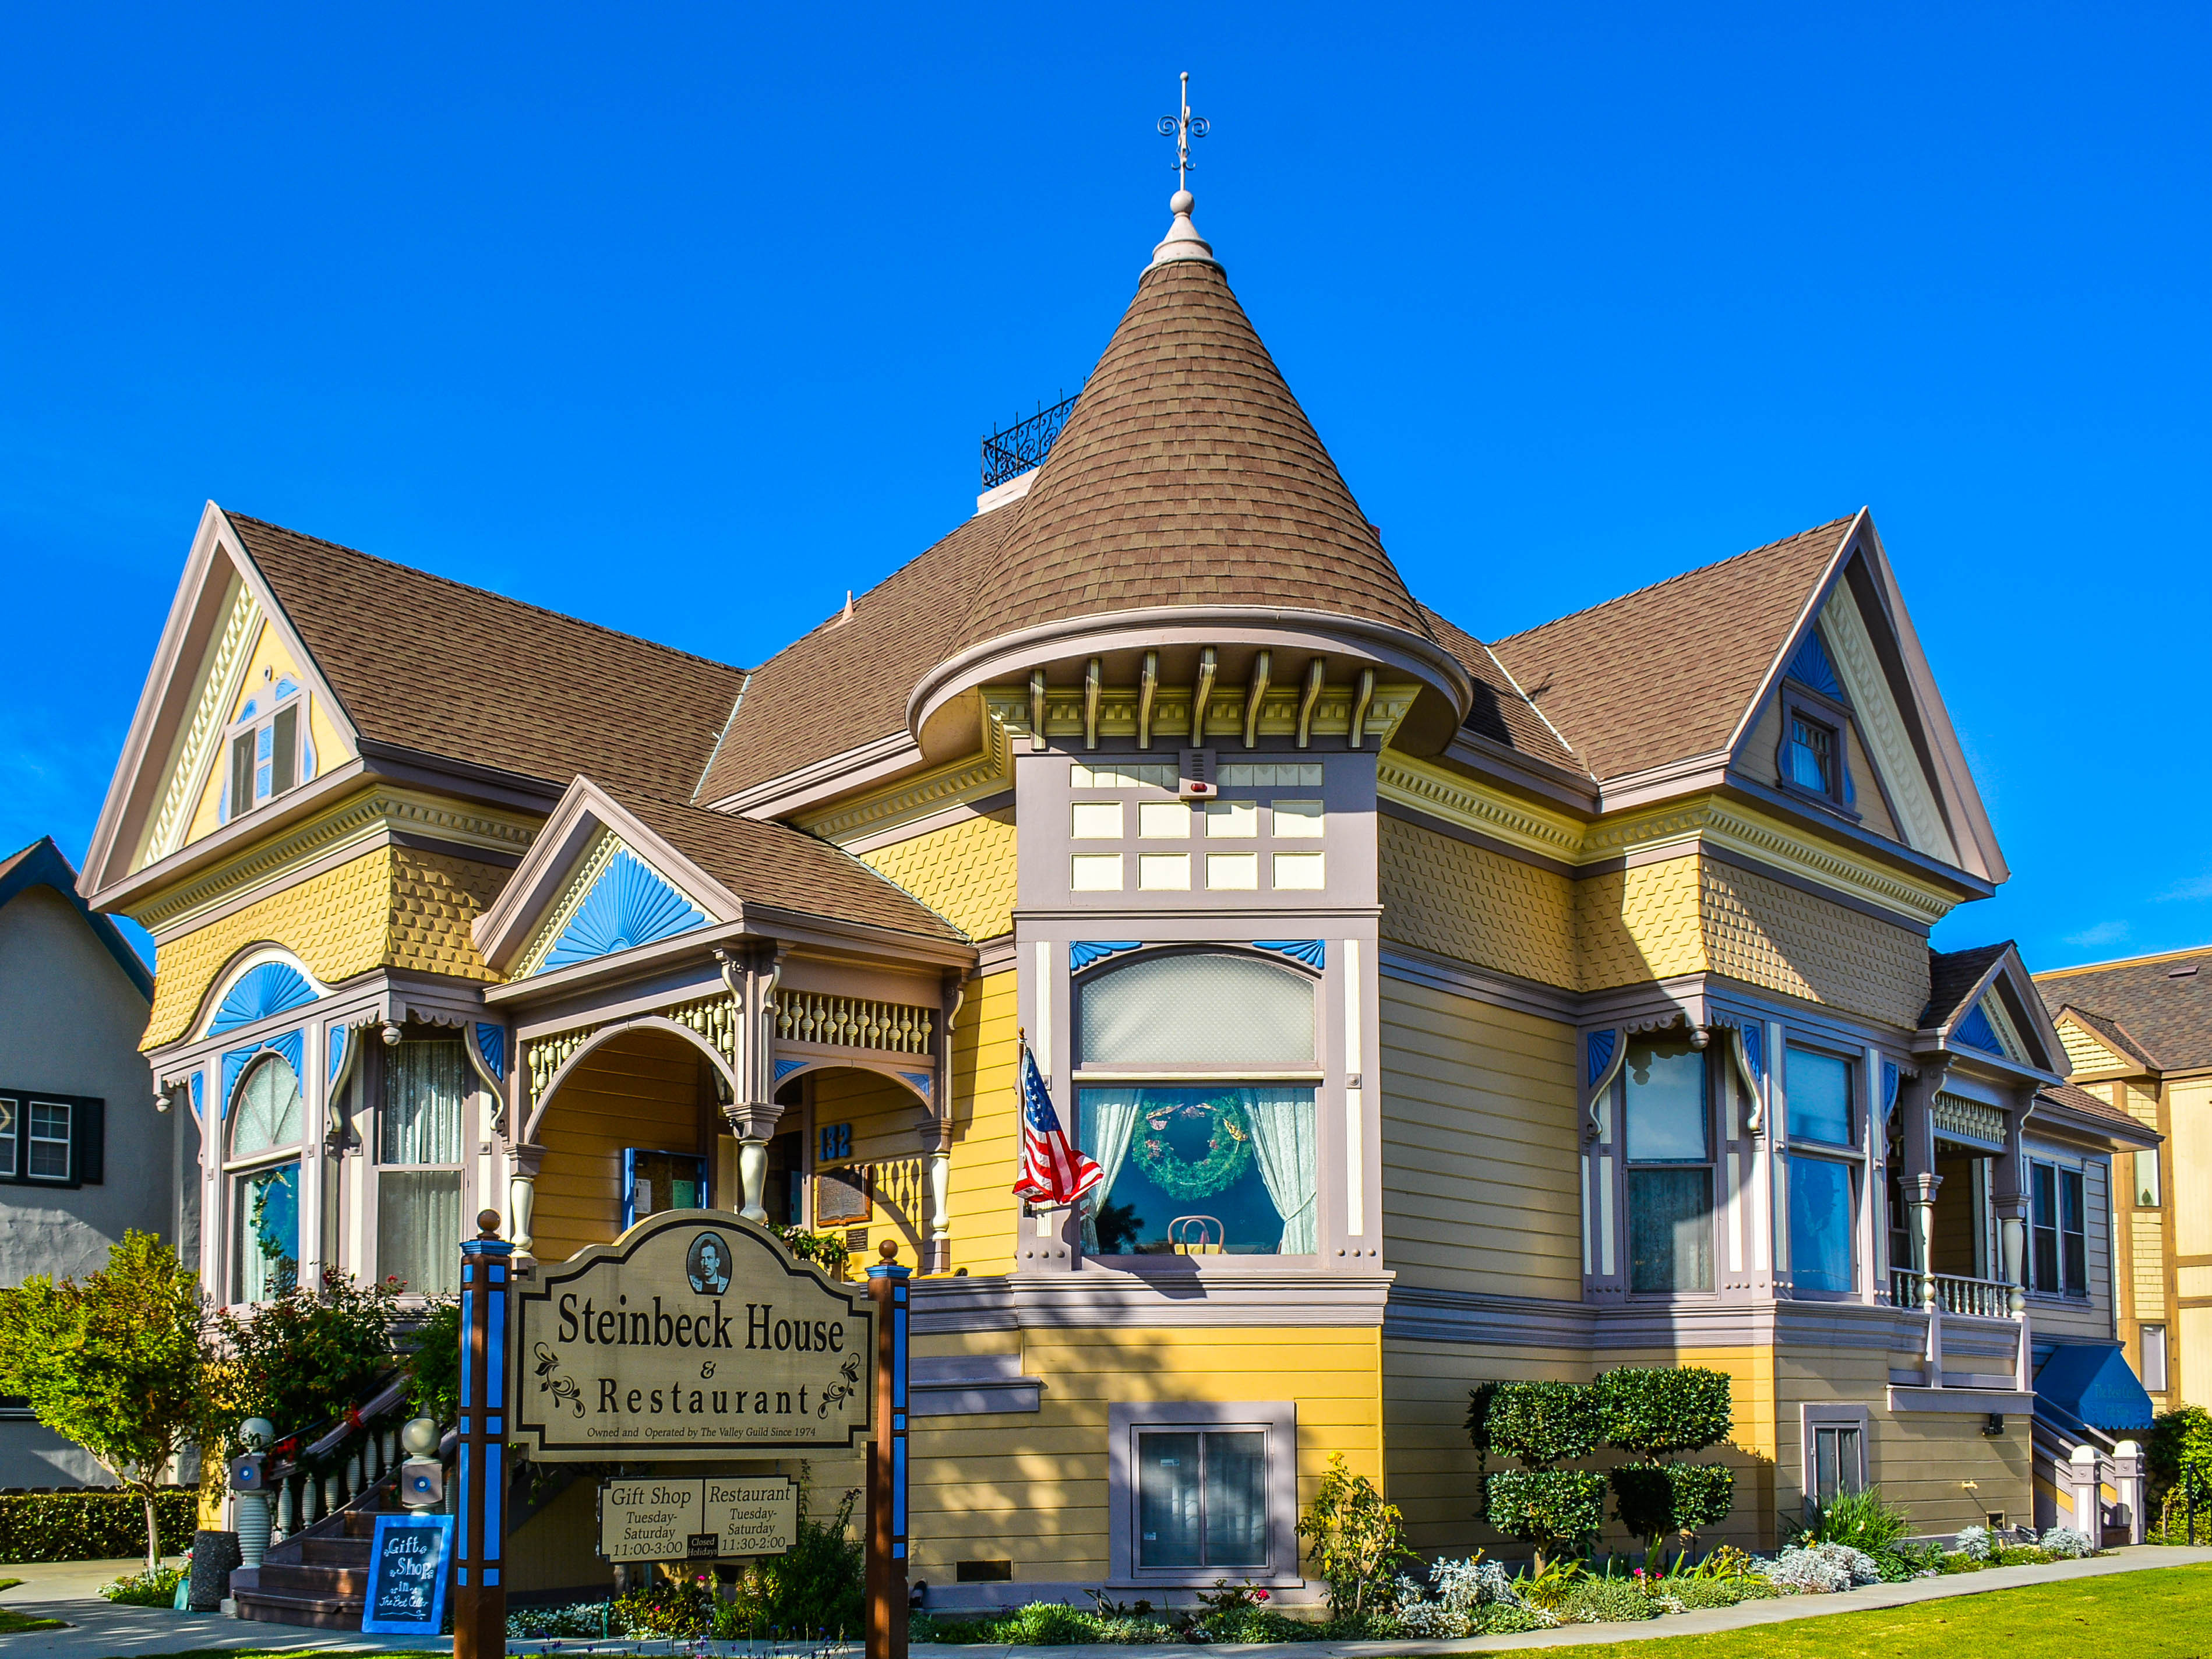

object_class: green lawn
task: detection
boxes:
[1539,1564,2212,1658]
[0,1604,68,1632]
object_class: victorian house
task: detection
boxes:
[82,186,2155,1607]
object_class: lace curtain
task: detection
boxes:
[1243,1088,1318,1254]
[1078,1088,1143,1251]
[383,1040,466,1165]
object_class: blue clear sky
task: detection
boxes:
[3,4,2206,973]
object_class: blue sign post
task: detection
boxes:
[456,1209,514,1659]
[361,1512,454,1636]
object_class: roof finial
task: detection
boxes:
[1149,72,1218,271]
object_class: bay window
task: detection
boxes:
[2030,1160,2087,1297]
[1622,1036,1713,1293]
[228,1055,305,1303]
[377,1039,467,1297]
[1075,949,1319,1258]
[1787,1047,1858,1296]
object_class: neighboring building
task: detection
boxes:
[2035,947,2212,1411]
[0,836,163,1484]
[80,186,2153,1607]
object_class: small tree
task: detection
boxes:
[1476,1381,1606,1573]
[0,1231,210,1569]
[1597,1365,1735,1565]
[1296,1453,1410,1617]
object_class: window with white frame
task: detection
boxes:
[0,1092,106,1189]
[2135,1148,2161,1208]
[378,1039,468,1297]
[1108,1401,1297,1584]
[2029,1160,2087,1297]
[2141,1323,2169,1392]
[224,676,313,821]
[1787,1047,1859,1295]
[1622,1036,1714,1293]
[228,1055,305,1303]
[1075,951,1318,1258]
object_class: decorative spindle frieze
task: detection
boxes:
[774,991,934,1055]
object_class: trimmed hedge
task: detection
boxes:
[0,1488,198,1563]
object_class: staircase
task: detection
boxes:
[234,1504,391,1628]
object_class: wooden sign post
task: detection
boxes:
[454,1209,513,1659]
[865,1240,910,1659]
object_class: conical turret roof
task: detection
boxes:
[950,203,1435,654]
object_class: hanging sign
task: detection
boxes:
[515,1209,874,1461]
[598,1475,799,1562]
[361,1512,454,1636]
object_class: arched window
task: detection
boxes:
[228,1055,304,1303]
[1073,950,1318,1259]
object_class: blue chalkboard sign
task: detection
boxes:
[361,1512,453,1636]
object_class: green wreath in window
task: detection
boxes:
[1131,1095,1254,1201]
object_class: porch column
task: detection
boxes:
[724,1104,784,1224]
[918,1123,952,1274]
[1898,1065,1943,1309]
[1994,1089,2031,1321]
[507,1141,546,1259]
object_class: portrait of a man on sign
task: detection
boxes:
[687,1231,732,1294]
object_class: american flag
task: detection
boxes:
[1012,1043,1103,1206]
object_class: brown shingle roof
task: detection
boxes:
[228,513,747,802]
[1922,941,2011,1030]
[2034,1081,2155,1139]
[950,259,1434,651]
[2054,1005,2157,1071]
[613,789,966,945]
[1490,516,1857,783]
[1418,605,1587,776]
[2034,950,2212,1072]
[693,508,1020,806]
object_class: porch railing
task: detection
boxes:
[262,1372,413,1542]
[1888,1268,2013,1318]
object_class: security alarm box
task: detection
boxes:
[1179,749,1216,801]
[398,1456,445,1509]
[229,1451,266,1493]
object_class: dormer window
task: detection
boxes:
[225,676,313,821]
[1787,714,1837,796]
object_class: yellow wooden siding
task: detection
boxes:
[2133,1213,2167,1311]
[2125,1083,2160,1127]
[812,1067,930,1166]
[184,619,302,845]
[532,1030,707,1266]
[145,842,509,1051]
[944,971,1019,1276]
[857,809,1017,941]
[1378,978,1580,1299]
[1385,1342,1776,1554]
[1375,816,1575,989]
[908,1326,1381,1587]
[1776,1347,2030,1534]
[1577,856,1705,991]
[2174,1081,2212,1258]
[145,847,394,1048]
[2056,1019,2133,1077]
[1700,858,1928,1028]
[2183,1307,2212,1409]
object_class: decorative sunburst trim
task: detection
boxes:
[519,836,708,978]
[204,960,320,1036]
[143,583,260,868]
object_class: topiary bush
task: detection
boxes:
[1487,1470,1607,1572]
[1597,1367,1732,1458]
[1488,1382,1604,1467]
[1610,1463,1734,1556]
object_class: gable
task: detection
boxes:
[513,828,711,977]
[2055,1014,2137,1078]
[173,613,353,855]
[1808,583,1959,865]
[1954,989,2027,1063]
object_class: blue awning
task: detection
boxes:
[2034,1342,2155,1434]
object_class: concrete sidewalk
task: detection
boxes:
[0,1546,2204,1658]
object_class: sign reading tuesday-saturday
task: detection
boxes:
[514,1210,874,1460]
[598,1476,799,1562]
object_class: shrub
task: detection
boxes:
[1393,1552,1525,1637]
[2039,1525,2093,1559]
[1295,1455,1410,1617]
[0,1488,198,1562]
[612,1573,713,1637]
[405,1300,460,1428]
[508,1602,609,1639]
[774,1226,852,1275]
[1762,1542,1879,1593]
[209,1269,403,1450]
[1557,1576,1659,1623]
[2148,1406,2212,1541]
[718,1478,863,1638]
[101,1564,185,1605]
[1951,1523,1992,1560]
[1480,1601,1555,1632]
[1870,1541,1943,1581]
[1673,1577,1761,1608]
[1488,1470,1606,1573]
[997,1602,1099,1644]
[1788,1485,1911,1554]
[1610,1463,1735,1559]
[1597,1367,1733,1459]
[1488,1381,1604,1467]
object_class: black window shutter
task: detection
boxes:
[271,706,298,795]
[74,1099,104,1185]
[231,732,256,817]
